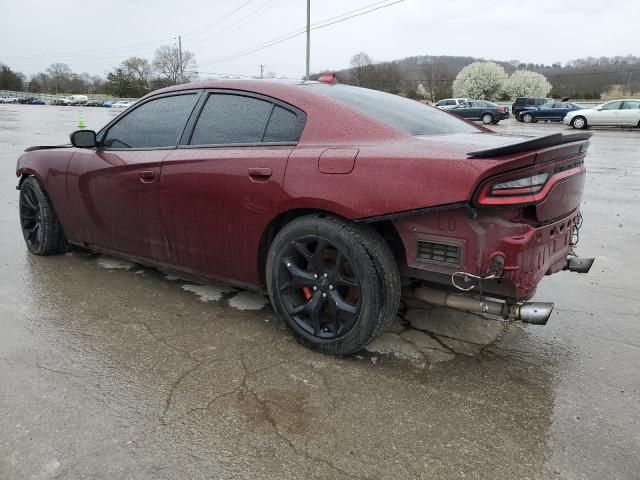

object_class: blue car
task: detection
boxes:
[517,101,583,123]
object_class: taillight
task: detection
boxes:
[474,162,585,206]
[498,107,505,113]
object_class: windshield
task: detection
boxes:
[304,84,480,136]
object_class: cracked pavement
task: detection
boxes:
[1,105,639,479]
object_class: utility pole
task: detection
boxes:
[260,64,265,79]
[178,35,183,84]
[305,0,310,80]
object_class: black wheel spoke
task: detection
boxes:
[293,241,313,260]
[281,258,316,292]
[310,238,328,273]
[330,290,357,315]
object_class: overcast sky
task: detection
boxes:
[1,0,638,79]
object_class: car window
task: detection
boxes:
[103,94,197,149]
[471,101,484,108]
[306,84,479,135]
[601,101,623,110]
[263,106,302,142]
[537,99,547,105]
[621,101,640,110]
[191,93,273,145]
[540,103,553,109]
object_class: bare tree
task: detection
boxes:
[153,45,196,85]
[123,57,153,90]
[421,58,451,102]
[46,63,72,94]
[350,52,374,86]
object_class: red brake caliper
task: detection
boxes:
[302,287,312,300]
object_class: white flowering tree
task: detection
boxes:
[452,61,507,100]
[416,83,428,99]
[504,70,552,98]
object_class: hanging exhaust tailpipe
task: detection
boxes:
[413,286,554,325]
[565,256,595,274]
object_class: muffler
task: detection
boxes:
[413,286,554,325]
[565,256,595,274]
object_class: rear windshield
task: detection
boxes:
[304,84,480,136]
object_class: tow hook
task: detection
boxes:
[565,256,595,274]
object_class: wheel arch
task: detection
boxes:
[256,208,405,289]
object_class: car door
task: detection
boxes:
[67,92,200,262]
[619,100,640,126]
[160,91,305,286]
[593,101,623,125]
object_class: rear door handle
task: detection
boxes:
[139,170,155,183]
[248,167,272,181]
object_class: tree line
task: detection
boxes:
[326,53,640,101]
[0,44,197,97]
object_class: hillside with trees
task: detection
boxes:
[326,53,640,101]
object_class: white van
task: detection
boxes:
[65,95,89,105]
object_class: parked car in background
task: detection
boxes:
[512,97,554,116]
[29,99,46,105]
[564,99,640,129]
[517,102,584,123]
[434,98,468,110]
[18,97,38,104]
[111,100,134,109]
[50,99,68,106]
[85,100,103,107]
[449,100,509,124]
[102,99,119,107]
[0,96,18,103]
[15,80,594,355]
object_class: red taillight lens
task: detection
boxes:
[498,107,505,113]
[475,163,585,206]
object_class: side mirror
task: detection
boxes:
[70,129,97,148]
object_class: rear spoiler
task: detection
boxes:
[468,132,592,158]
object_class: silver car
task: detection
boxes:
[564,99,640,129]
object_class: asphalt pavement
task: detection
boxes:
[0,105,638,479]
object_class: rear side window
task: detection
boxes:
[103,94,197,149]
[263,106,301,142]
[622,101,640,109]
[191,94,272,145]
[306,84,479,135]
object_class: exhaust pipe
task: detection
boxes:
[413,286,554,325]
[565,256,595,274]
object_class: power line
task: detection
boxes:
[187,0,282,49]
[182,0,258,40]
[197,0,406,68]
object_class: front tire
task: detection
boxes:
[266,214,401,356]
[19,176,69,255]
[571,116,587,129]
[482,113,494,124]
[522,113,534,123]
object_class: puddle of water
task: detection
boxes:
[182,283,235,302]
[228,291,268,311]
[97,255,136,270]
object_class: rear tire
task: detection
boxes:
[571,116,587,129]
[19,176,69,255]
[482,113,494,125]
[266,214,401,356]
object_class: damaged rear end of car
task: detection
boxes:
[388,132,595,325]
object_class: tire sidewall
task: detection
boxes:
[482,113,493,124]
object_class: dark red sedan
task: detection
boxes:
[16,79,594,355]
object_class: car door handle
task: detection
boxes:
[248,167,272,181]
[139,170,155,183]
